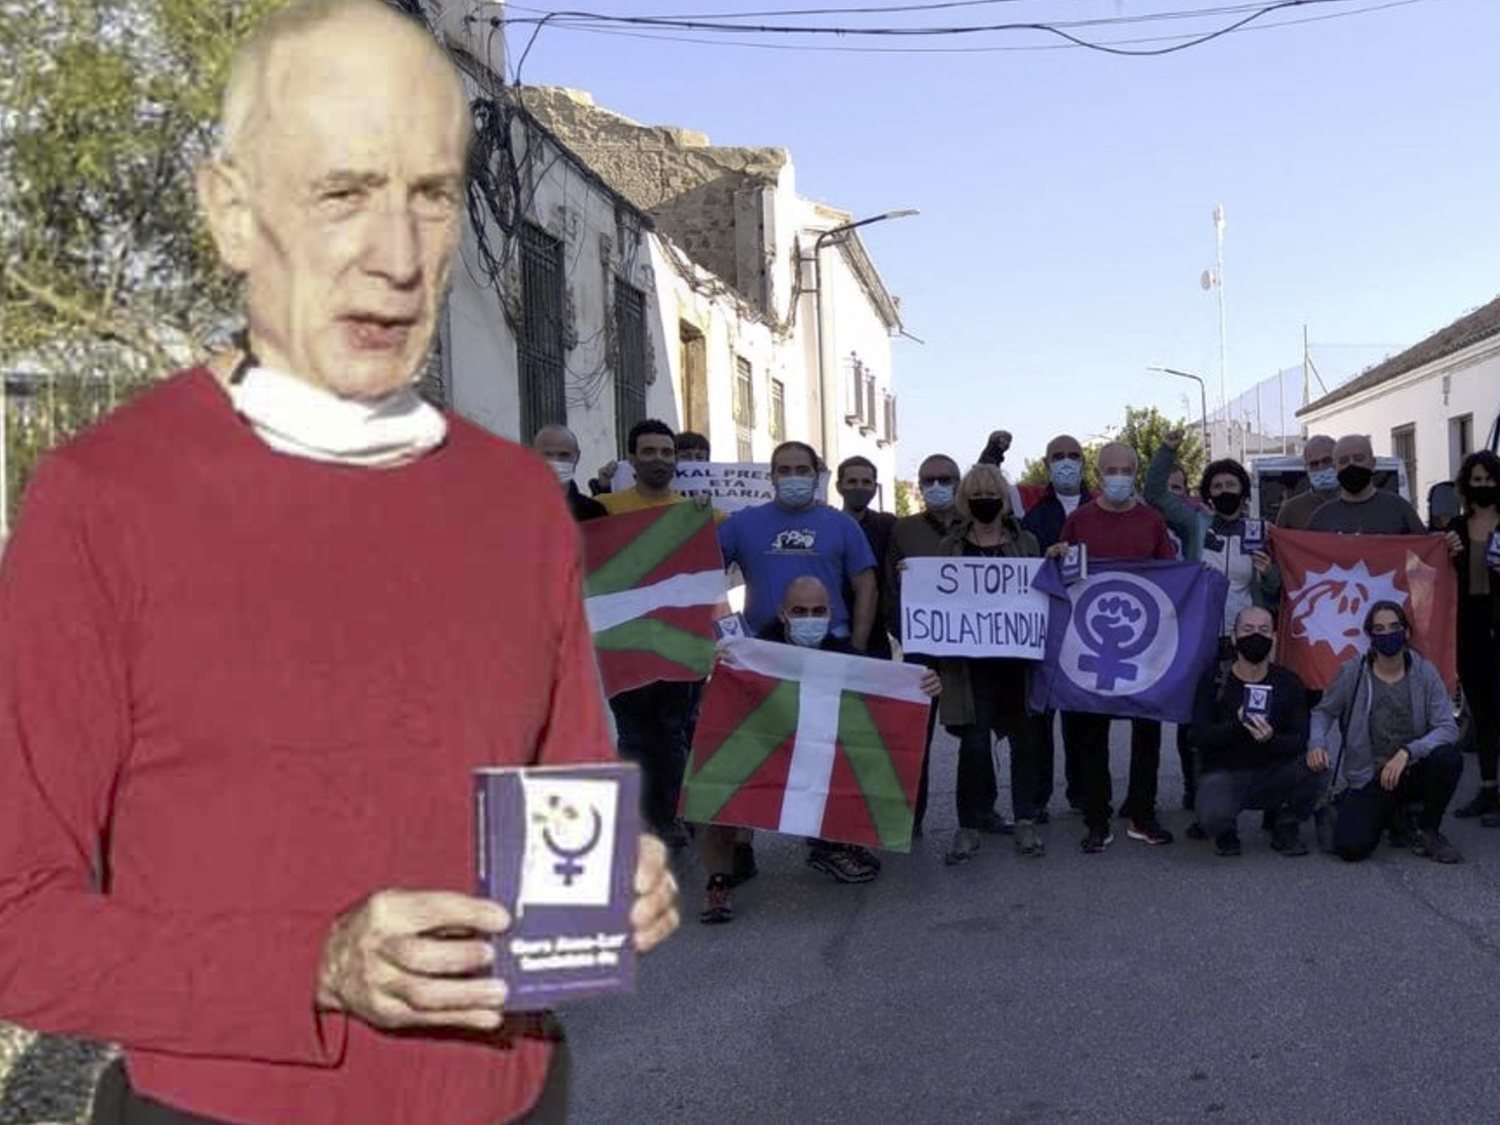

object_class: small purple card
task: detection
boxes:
[712,613,749,641]
[1486,530,1500,568]
[474,762,640,1010]
[1060,543,1088,584]
[1241,519,1267,553]
[1243,683,1273,719]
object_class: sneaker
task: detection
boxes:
[1014,819,1045,858]
[944,828,982,865]
[978,810,1015,836]
[1185,821,1208,841]
[699,875,734,924]
[1127,819,1174,846]
[1080,828,1113,854]
[1411,829,1464,864]
[1454,788,1500,819]
[728,841,758,888]
[1270,823,1309,857]
[1215,830,1242,857]
[808,845,878,884]
[846,844,883,872]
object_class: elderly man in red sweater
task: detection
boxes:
[0,2,677,1122]
[1047,441,1179,854]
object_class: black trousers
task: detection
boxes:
[1458,599,1500,782]
[90,1038,573,1124]
[611,680,696,835]
[1331,744,1464,861]
[1061,713,1162,832]
[1195,758,1323,838]
[945,693,1044,827]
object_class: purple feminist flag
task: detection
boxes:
[1028,559,1228,724]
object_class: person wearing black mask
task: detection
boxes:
[1308,601,1464,863]
[836,455,897,659]
[932,465,1045,863]
[1445,450,1500,823]
[976,429,1027,518]
[1191,608,1321,856]
[1306,434,1425,534]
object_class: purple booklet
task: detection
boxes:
[1486,529,1500,568]
[474,762,640,1010]
[1243,682,1273,719]
[1241,519,1267,553]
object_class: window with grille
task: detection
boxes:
[614,282,648,455]
[1391,423,1417,493]
[861,372,877,434]
[769,378,786,443]
[734,356,755,460]
[845,357,864,424]
[881,392,898,446]
[518,224,566,442]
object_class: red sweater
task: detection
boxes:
[1060,499,1176,562]
[0,371,615,1123]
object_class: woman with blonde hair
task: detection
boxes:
[933,463,1046,863]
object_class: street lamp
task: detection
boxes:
[809,209,919,461]
[1148,365,1210,454]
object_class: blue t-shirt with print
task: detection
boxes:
[717,502,878,638]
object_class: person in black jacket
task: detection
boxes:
[1192,606,1321,856]
[1446,450,1500,823]
[532,424,606,521]
[837,455,897,659]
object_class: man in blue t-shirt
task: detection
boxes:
[718,441,878,649]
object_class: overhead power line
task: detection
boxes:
[504,0,1436,57]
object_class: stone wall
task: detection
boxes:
[516,87,787,310]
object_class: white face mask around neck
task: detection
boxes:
[227,365,447,467]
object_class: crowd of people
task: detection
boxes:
[538,416,1499,924]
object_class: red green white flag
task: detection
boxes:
[680,638,931,851]
[582,502,729,698]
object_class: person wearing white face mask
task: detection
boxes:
[532,424,607,522]
[1022,434,1096,819]
[887,454,980,838]
[1274,434,1340,531]
[0,4,680,1122]
[1046,442,1178,853]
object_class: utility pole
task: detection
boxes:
[1213,204,1228,422]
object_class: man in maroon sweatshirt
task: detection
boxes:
[1049,441,1178,854]
[0,2,677,1122]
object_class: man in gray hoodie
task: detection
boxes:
[1307,601,1463,863]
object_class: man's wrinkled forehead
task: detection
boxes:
[253,18,468,176]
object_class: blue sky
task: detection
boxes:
[510,0,1496,474]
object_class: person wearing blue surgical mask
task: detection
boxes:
[717,441,878,652]
[1045,441,1178,854]
[887,453,968,837]
[1274,434,1339,531]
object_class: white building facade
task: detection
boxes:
[1299,297,1500,510]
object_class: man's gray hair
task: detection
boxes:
[218,0,467,167]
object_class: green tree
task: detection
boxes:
[0,0,281,521]
[894,478,916,517]
[1116,405,1206,489]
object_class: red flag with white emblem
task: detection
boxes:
[1271,528,1458,693]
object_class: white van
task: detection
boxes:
[1248,455,1409,524]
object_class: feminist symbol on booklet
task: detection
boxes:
[533,794,605,886]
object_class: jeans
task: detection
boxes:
[610,680,696,835]
[1195,758,1323,838]
[1331,744,1464,861]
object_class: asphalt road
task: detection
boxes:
[567,721,1500,1125]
